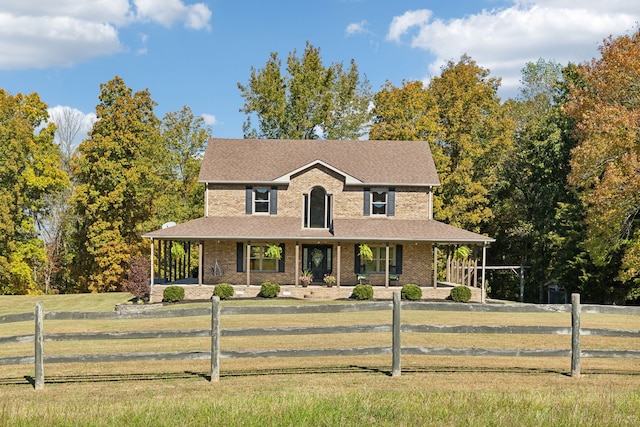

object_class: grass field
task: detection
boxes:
[1,293,639,426]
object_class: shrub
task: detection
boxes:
[258,281,280,298]
[450,286,472,303]
[401,284,422,301]
[213,283,234,300]
[351,284,373,300]
[124,256,150,300]
[163,286,185,303]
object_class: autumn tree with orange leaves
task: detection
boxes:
[565,30,640,302]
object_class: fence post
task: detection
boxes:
[34,302,44,390]
[571,293,581,378]
[392,291,401,377]
[210,296,220,382]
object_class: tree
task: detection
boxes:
[370,56,513,233]
[238,42,372,139]
[152,106,211,225]
[38,107,92,293]
[370,80,439,141]
[564,31,640,302]
[428,55,514,232]
[489,59,583,301]
[0,90,68,294]
[71,77,162,292]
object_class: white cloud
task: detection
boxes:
[201,113,219,127]
[134,0,211,30]
[387,2,640,97]
[345,20,369,36]
[387,10,432,42]
[0,0,212,70]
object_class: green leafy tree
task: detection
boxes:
[370,80,439,141]
[0,90,68,294]
[238,42,372,139]
[428,55,514,232]
[370,56,513,233]
[564,31,640,302]
[71,77,162,292]
[489,59,584,301]
[152,106,211,225]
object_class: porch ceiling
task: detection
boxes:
[143,216,494,245]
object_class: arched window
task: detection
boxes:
[304,186,332,228]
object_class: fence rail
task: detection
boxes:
[1,293,639,390]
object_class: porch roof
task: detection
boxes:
[142,216,494,245]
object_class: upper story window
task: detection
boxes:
[246,186,277,215]
[364,188,395,217]
[371,189,387,215]
[253,188,270,213]
[304,186,332,228]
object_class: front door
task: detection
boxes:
[302,245,332,283]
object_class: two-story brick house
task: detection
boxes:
[143,138,494,300]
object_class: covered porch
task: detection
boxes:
[143,216,494,302]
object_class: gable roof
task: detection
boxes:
[198,138,440,186]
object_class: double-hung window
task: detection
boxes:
[250,245,277,272]
[355,244,403,274]
[237,243,285,272]
[246,186,277,215]
[364,188,395,216]
[253,188,270,214]
[371,189,387,215]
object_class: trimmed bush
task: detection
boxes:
[351,284,374,300]
[401,284,422,301]
[163,286,185,303]
[450,286,472,303]
[213,283,234,300]
[258,281,280,298]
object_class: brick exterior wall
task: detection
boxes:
[206,165,433,221]
[198,165,436,288]
[202,240,433,287]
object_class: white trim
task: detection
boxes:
[370,188,388,216]
[273,160,363,185]
[252,187,270,215]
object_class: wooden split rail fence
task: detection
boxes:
[1,293,639,390]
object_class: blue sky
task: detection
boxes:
[1,0,639,139]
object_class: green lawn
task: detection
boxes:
[1,293,639,426]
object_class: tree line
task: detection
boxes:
[2,30,639,303]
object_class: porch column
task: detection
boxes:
[150,238,155,300]
[446,248,451,283]
[198,240,203,285]
[246,242,251,287]
[385,243,390,288]
[336,242,341,288]
[433,244,438,289]
[295,242,300,287]
[481,243,487,304]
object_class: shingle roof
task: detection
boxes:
[198,138,440,186]
[143,216,494,244]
